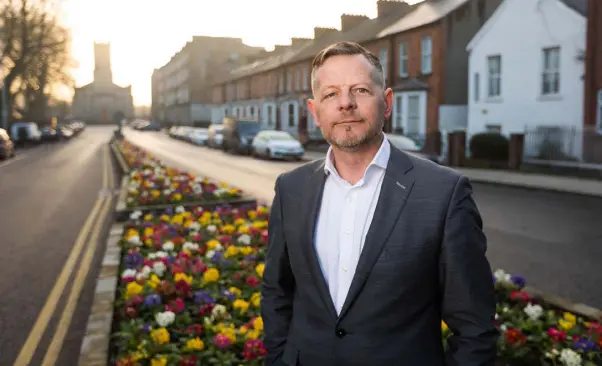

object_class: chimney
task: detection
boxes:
[273,45,290,53]
[314,27,338,39]
[377,0,411,18]
[291,37,313,48]
[340,14,370,32]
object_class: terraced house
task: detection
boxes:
[211,0,503,151]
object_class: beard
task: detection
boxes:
[321,116,383,152]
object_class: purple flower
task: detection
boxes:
[125,253,144,269]
[221,288,236,301]
[140,323,152,332]
[211,251,223,263]
[573,339,597,352]
[510,275,526,288]
[143,294,162,307]
[244,254,257,262]
[194,290,214,305]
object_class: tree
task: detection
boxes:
[0,0,74,124]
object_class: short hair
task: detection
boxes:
[311,41,385,94]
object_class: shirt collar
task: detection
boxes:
[323,133,390,177]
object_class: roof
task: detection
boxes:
[378,0,470,38]
[560,0,587,16]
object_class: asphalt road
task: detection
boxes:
[126,128,602,309]
[0,126,116,366]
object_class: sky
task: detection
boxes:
[60,0,420,106]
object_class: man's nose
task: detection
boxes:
[337,91,357,111]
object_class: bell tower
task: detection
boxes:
[94,42,113,85]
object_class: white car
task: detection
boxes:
[251,130,304,160]
[189,128,209,145]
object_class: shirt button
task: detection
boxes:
[342,267,348,272]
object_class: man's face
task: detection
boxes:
[308,54,393,152]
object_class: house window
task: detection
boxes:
[250,106,255,118]
[421,36,432,74]
[286,71,292,92]
[485,124,501,134]
[279,74,284,93]
[379,48,388,83]
[295,70,300,91]
[474,72,480,102]
[398,42,408,77]
[407,96,421,135]
[487,55,502,97]
[302,66,309,90]
[394,95,403,132]
[542,47,560,95]
[288,103,295,127]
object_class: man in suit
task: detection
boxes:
[261,41,498,366]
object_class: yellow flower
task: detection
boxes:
[222,328,237,342]
[160,214,170,222]
[220,182,229,188]
[239,325,249,334]
[247,210,257,220]
[148,274,161,289]
[253,316,264,331]
[171,214,184,225]
[152,190,160,198]
[240,246,254,256]
[203,268,220,282]
[250,292,261,307]
[441,321,449,332]
[172,193,182,201]
[126,228,138,240]
[174,273,193,285]
[252,220,268,230]
[185,337,205,351]
[143,214,154,221]
[257,206,268,214]
[126,282,143,299]
[234,218,246,226]
[246,329,260,339]
[255,263,265,278]
[131,352,146,361]
[221,224,235,234]
[237,225,250,234]
[150,357,167,366]
[151,328,170,344]
[229,287,242,297]
[225,246,239,258]
[206,239,220,250]
[144,239,153,247]
[228,188,239,195]
[144,227,154,237]
[233,299,250,313]
[563,312,576,323]
[559,319,575,330]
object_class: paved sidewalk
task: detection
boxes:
[302,151,602,197]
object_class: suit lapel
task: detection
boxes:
[337,147,415,321]
[300,160,338,321]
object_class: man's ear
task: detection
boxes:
[383,88,393,119]
[307,99,321,128]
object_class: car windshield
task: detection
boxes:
[387,134,421,151]
[266,132,294,140]
[238,121,261,134]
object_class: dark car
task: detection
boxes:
[0,128,15,159]
[386,133,441,164]
[221,118,262,154]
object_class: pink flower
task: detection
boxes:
[214,334,231,349]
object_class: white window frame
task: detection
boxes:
[542,47,560,96]
[263,103,277,126]
[398,42,408,77]
[391,91,427,136]
[474,72,480,102]
[281,101,298,132]
[421,36,432,74]
[487,55,502,98]
[379,48,388,83]
[295,70,300,91]
[393,95,403,132]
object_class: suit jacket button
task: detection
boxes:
[335,328,347,338]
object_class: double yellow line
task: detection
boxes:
[14,144,115,366]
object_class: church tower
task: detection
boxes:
[94,42,113,85]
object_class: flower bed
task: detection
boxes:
[113,205,601,366]
[113,139,249,209]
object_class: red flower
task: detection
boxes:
[509,290,531,302]
[547,327,567,342]
[242,339,267,360]
[246,275,261,287]
[187,324,204,335]
[166,298,186,313]
[179,355,197,366]
[199,303,214,316]
[124,306,138,319]
[504,328,526,346]
[175,280,192,298]
[173,237,185,246]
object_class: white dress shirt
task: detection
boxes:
[314,136,390,315]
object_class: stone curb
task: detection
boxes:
[78,223,123,366]
[110,141,130,175]
[523,286,602,321]
[463,176,602,198]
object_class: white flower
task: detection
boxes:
[128,235,142,246]
[155,251,168,258]
[163,189,171,195]
[207,225,217,233]
[500,324,507,332]
[152,261,166,277]
[559,348,582,366]
[129,210,143,220]
[237,234,251,245]
[205,250,215,260]
[155,311,175,327]
[136,265,152,281]
[214,243,223,251]
[494,269,510,283]
[121,269,137,279]
[524,303,543,320]
[175,205,185,213]
[183,242,199,251]
[162,241,175,252]
[211,304,227,319]
[214,188,227,197]
[188,222,201,231]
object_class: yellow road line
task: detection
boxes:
[40,195,113,365]
[13,145,111,366]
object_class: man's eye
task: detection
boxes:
[356,88,369,93]
[323,92,336,99]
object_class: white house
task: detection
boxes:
[466,0,587,160]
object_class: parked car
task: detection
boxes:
[0,128,15,159]
[251,130,304,160]
[207,124,225,149]
[188,128,209,145]
[386,133,441,164]
[10,122,42,146]
[137,120,162,131]
[221,118,262,154]
[40,126,60,142]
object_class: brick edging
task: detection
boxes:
[78,223,123,366]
